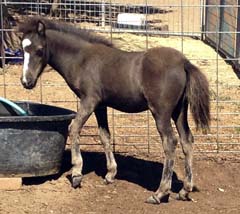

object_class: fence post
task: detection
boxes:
[200,0,206,41]
[235,1,240,60]
[0,2,6,98]
[0,3,5,69]
[101,0,105,27]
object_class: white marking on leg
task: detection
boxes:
[22,38,32,83]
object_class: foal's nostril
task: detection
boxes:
[22,81,28,88]
[20,77,27,86]
[21,77,35,89]
[21,77,30,88]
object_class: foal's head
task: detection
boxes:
[20,21,48,89]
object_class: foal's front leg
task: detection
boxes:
[70,99,96,188]
[95,106,117,184]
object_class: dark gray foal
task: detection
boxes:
[19,17,210,204]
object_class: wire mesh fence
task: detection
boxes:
[0,0,239,155]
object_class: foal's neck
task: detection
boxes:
[46,30,89,77]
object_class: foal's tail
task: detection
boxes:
[184,60,210,131]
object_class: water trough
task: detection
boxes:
[0,101,76,177]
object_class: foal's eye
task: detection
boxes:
[36,49,43,57]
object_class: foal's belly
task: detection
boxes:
[105,96,148,113]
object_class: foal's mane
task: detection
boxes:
[19,17,114,47]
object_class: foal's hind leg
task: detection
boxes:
[147,112,178,204]
[173,102,194,200]
[70,99,96,188]
[95,106,117,184]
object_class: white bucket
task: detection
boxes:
[117,13,146,26]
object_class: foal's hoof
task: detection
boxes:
[176,192,191,201]
[72,175,82,188]
[104,178,114,185]
[104,173,115,185]
[146,193,170,205]
[145,195,161,205]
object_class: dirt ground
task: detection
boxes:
[0,152,240,214]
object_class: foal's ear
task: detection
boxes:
[37,21,45,36]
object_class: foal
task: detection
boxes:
[19,17,210,204]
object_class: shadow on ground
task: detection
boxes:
[23,150,183,193]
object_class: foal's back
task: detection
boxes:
[92,44,187,113]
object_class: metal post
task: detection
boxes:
[180,0,184,52]
[145,0,150,154]
[110,0,113,43]
[101,0,105,27]
[112,108,115,153]
[0,2,6,98]
[109,0,114,152]
[235,1,240,60]
[0,2,4,67]
[74,0,76,23]
[200,0,206,41]
[216,3,221,153]
[37,1,39,14]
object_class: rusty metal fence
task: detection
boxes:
[0,0,239,155]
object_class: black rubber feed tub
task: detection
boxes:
[0,102,76,177]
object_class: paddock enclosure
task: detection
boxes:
[0,1,240,213]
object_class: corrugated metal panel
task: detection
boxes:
[205,0,239,60]
[220,1,237,57]
[205,0,221,45]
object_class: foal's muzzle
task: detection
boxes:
[21,77,36,89]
